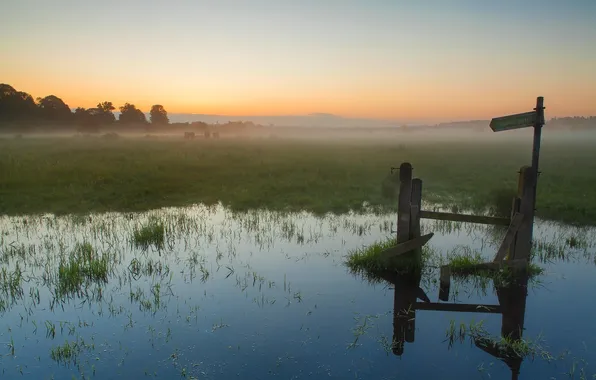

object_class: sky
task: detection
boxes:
[1,0,595,123]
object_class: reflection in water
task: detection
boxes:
[383,266,529,380]
[0,205,594,379]
[475,274,528,380]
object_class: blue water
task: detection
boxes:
[0,205,594,379]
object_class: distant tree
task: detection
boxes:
[96,101,116,124]
[118,103,147,124]
[36,95,73,124]
[150,104,169,125]
[73,107,100,132]
[0,84,38,125]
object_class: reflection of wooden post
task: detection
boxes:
[513,166,535,260]
[439,266,451,301]
[498,275,528,341]
[496,274,528,380]
[392,273,420,356]
[397,163,413,244]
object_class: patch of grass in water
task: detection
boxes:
[56,243,108,297]
[447,249,484,270]
[50,337,93,365]
[133,218,165,250]
[345,237,429,281]
[445,320,553,362]
[445,247,544,291]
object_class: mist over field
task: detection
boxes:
[2,1,596,378]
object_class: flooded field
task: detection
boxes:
[1,204,595,379]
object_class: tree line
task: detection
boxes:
[0,83,169,131]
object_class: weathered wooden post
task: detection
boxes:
[488,96,545,262]
[512,166,535,260]
[397,163,413,244]
[410,179,422,239]
[530,96,545,214]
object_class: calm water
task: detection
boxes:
[0,204,595,379]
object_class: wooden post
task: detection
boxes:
[397,163,413,243]
[410,179,422,239]
[531,96,545,215]
[512,166,535,260]
[507,197,521,260]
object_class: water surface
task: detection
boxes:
[0,204,595,379]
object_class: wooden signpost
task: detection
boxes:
[489,97,546,244]
[489,111,538,132]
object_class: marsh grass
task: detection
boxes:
[50,337,94,365]
[446,248,544,290]
[132,218,165,250]
[56,243,108,297]
[445,319,554,364]
[345,237,430,282]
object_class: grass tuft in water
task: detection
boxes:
[132,218,165,250]
[56,243,108,297]
[445,319,552,361]
[345,237,429,281]
[447,249,484,270]
[50,337,93,365]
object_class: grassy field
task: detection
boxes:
[1,135,595,225]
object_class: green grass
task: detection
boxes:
[446,248,544,288]
[56,243,109,297]
[445,320,552,361]
[1,136,596,224]
[50,337,93,365]
[132,218,165,250]
[345,237,428,279]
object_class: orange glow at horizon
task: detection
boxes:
[2,1,595,122]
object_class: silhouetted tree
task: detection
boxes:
[150,104,169,125]
[73,107,101,132]
[96,101,116,124]
[0,84,38,125]
[36,95,73,124]
[118,103,147,124]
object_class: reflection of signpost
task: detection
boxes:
[383,271,529,380]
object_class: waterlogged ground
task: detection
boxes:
[1,204,595,379]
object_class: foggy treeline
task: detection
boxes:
[0,83,263,134]
[2,82,595,135]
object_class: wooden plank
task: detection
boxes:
[379,233,434,260]
[414,302,502,314]
[397,163,413,243]
[410,179,422,239]
[493,212,524,262]
[419,210,510,226]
